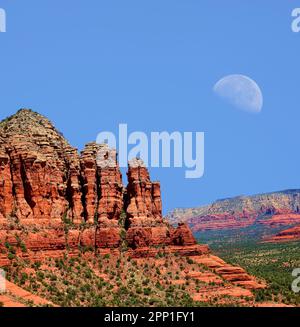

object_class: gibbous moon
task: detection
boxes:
[213,74,263,113]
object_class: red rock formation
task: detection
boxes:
[80,143,99,224]
[257,214,300,227]
[125,158,170,249]
[187,212,256,232]
[125,158,161,248]
[192,255,265,290]
[170,222,197,246]
[0,110,267,307]
[80,143,123,248]
[126,158,162,222]
[0,109,208,259]
[0,151,13,223]
[167,191,300,234]
[264,225,300,243]
[0,109,84,225]
[80,143,124,227]
[125,159,200,253]
[96,145,123,223]
[95,226,121,248]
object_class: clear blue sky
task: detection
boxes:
[0,1,299,213]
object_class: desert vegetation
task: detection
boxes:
[214,241,300,306]
[2,251,255,307]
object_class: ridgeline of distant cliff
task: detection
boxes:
[166,190,300,242]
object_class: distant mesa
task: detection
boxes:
[166,189,300,243]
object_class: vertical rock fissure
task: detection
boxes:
[123,191,130,230]
[20,156,36,210]
[79,171,88,222]
[6,150,16,198]
[95,167,101,223]
[62,156,74,221]
[5,150,18,218]
[66,173,74,213]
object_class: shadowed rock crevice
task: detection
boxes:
[20,156,36,211]
[95,167,100,223]
[78,172,88,222]
[0,150,14,219]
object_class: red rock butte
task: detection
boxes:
[0,109,207,264]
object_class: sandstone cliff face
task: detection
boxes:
[0,109,199,260]
[125,158,162,222]
[96,145,123,223]
[170,222,197,246]
[125,158,168,249]
[124,158,198,250]
[0,109,83,225]
[80,143,124,248]
[79,143,99,224]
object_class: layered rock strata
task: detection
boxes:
[167,191,300,234]
[264,225,300,243]
[0,109,201,262]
